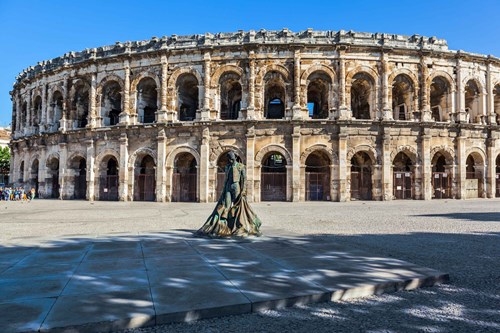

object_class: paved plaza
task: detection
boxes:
[0,199,499,333]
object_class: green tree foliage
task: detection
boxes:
[0,147,10,174]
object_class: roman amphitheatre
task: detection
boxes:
[8,29,500,202]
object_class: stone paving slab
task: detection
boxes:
[0,229,449,333]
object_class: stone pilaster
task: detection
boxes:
[337,54,351,120]
[486,137,497,198]
[86,139,95,201]
[119,60,131,124]
[292,125,301,201]
[421,129,432,200]
[40,82,47,132]
[381,130,392,200]
[456,131,467,199]
[118,134,128,201]
[199,127,210,202]
[38,147,46,198]
[22,147,29,183]
[245,126,255,202]
[486,62,495,124]
[246,51,256,120]
[381,53,393,120]
[89,73,97,128]
[157,55,168,122]
[200,52,211,121]
[456,58,467,123]
[59,142,67,199]
[156,129,167,202]
[420,56,432,121]
[292,49,303,120]
[338,131,348,201]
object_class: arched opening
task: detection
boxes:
[30,160,38,196]
[305,151,330,201]
[494,85,500,124]
[46,157,60,199]
[136,78,157,124]
[464,80,482,124]
[172,152,197,202]
[216,151,242,197]
[50,91,64,132]
[19,161,25,183]
[72,81,90,128]
[261,152,287,201]
[393,152,414,199]
[307,71,331,119]
[69,157,87,199]
[432,153,452,199]
[350,152,372,200]
[177,74,199,121]
[264,72,286,119]
[392,74,414,121]
[134,155,156,201]
[465,154,484,198]
[219,73,242,120]
[99,156,119,201]
[430,76,451,122]
[33,96,42,133]
[496,155,500,197]
[100,81,122,126]
[351,73,374,120]
[21,102,27,128]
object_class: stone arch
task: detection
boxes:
[255,144,292,167]
[29,154,41,168]
[209,145,245,167]
[128,147,158,168]
[95,149,120,170]
[166,145,200,168]
[45,152,60,166]
[67,151,87,165]
[426,71,455,90]
[300,64,336,86]
[346,66,379,84]
[388,68,418,88]
[430,146,455,165]
[97,74,125,93]
[255,63,291,87]
[390,145,419,165]
[300,144,338,166]
[210,65,244,88]
[131,71,161,93]
[167,67,203,89]
[347,145,379,165]
[462,76,486,93]
[465,147,486,166]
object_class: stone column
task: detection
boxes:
[41,82,47,132]
[421,129,432,200]
[89,73,97,128]
[381,130,392,200]
[199,127,210,202]
[247,51,256,120]
[292,126,301,201]
[26,91,32,135]
[420,56,432,121]
[157,55,168,122]
[86,139,95,200]
[245,126,256,202]
[38,146,46,198]
[456,59,467,123]
[200,52,211,121]
[381,53,393,120]
[118,134,129,201]
[456,131,467,199]
[59,142,67,199]
[486,138,497,198]
[338,131,348,201]
[292,49,303,120]
[22,147,29,183]
[15,94,21,136]
[337,53,351,120]
[156,129,167,202]
[120,60,131,124]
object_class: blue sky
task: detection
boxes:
[0,0,499,127]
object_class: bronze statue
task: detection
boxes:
[196,151,262,237]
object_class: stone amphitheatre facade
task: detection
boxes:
[8,29,500,202]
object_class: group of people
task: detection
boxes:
[0,187,36,201]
